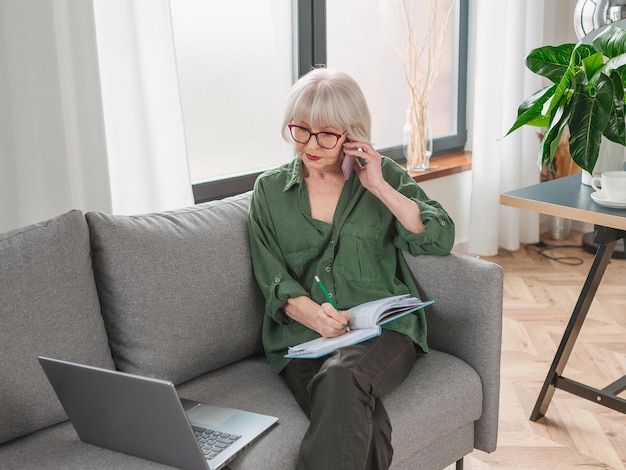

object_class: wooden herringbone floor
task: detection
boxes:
[447,232,626,469]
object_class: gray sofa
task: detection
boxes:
[0,191,503,469]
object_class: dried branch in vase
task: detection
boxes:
[393,0,455,170]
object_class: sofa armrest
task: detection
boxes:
[403,251,503,453]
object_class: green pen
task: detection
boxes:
[314,275,350,332]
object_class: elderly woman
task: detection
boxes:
[247,68,454,469]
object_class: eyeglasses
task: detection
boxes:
[288,124,346,149]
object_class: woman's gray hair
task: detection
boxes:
[281,68,372,143]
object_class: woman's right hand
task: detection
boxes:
[315,303,351,338]
[282,296,350,337]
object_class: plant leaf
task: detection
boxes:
[601,52,626,79]
[592,24,626,58]
[539,100,571,172]
[584,52,606,90]
[584,52,605,78]
[603,70,626,145]
[525,44,593,83]
[505,85,555,136]
[544,44,597,119]
[568,74,614,173]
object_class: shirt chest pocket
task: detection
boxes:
[337,224,383,284]
[284,246,320,279]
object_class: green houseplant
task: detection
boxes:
[506,24,626,174]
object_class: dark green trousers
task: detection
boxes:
[281,330,418,470]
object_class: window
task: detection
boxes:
[169,0,294,192]
[170,0,468,202]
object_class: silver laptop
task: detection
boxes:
[38,356,278,470]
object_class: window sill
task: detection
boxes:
[404,151,472,183]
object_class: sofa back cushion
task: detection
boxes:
[0,211,114,444]
[86,192,264,385]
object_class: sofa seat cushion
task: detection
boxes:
[0,211,114,445]
[176,355,306,469]
[86,193,264,385]
[386,349,482,466]
[0,422,174,470]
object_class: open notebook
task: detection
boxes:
[285,294,434,359]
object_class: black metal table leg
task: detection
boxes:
[530,227,622,421]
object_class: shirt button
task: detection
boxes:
[325,266,331,272]
[441,221,446,226]
[274,277,281,283]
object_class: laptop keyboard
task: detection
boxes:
[192,426,241,460]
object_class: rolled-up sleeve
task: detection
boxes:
[388,162,455,256]
[395,201,455,256]
[248,181,309,324]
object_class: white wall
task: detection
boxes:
[544,0,579,45]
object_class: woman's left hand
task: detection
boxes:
[344,136,426,234]
[343,137,386,193]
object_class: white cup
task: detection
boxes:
[591,170,626,202]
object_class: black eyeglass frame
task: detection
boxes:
[287,124,346,149]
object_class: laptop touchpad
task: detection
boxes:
[187,405,237,427]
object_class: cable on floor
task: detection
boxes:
[524,241,584,265]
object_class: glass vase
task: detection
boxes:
[403,108,432,172]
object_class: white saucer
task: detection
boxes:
[590,190,626,209]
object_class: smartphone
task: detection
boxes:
[341,151,366,180]
[341,137,355,180]
[342,154,355,180]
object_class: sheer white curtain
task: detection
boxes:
[467,0,546,255]
[93,0,193,215]
[0,0,192,234]
[0,0,111,233]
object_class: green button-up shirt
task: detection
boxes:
[248,156,455,373]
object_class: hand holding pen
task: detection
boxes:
[315,276,350,334]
